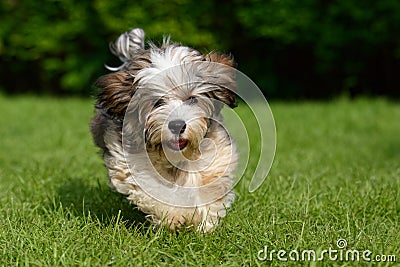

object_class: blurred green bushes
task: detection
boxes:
[1,0,399,98]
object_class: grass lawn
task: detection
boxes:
[0,95,399,266]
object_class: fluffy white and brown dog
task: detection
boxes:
[90,28,238,232]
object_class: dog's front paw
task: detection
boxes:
[164,215,195,232]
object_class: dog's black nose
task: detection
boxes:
[168,120,186,134]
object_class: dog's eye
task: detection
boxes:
[187,96,198,105]
[153,99,164,108]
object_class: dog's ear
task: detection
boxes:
[204,52,238,108]
[205,52,236,68]
[95,71,136,118]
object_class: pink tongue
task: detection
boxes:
[179,140,186,146]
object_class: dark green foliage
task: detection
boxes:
[1,0,399,98]
[234,0,400,98]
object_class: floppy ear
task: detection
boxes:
[204,52,238,108]
[205,52,236,68]
[91,70,140,153]
[95,71,136,118]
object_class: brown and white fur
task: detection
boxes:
[90,28,238,232]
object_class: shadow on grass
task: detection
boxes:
[54,177,148,227]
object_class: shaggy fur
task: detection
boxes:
[91,28,238,232]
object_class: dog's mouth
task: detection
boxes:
[166,138,188,151]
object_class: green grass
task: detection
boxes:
[0,95,399,266]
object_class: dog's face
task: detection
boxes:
[117,47,237,163]
[138,70,227,161]
[143,84,214,159]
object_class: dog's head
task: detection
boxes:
[95,29,237,162]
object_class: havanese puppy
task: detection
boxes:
[90,28,238,232]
